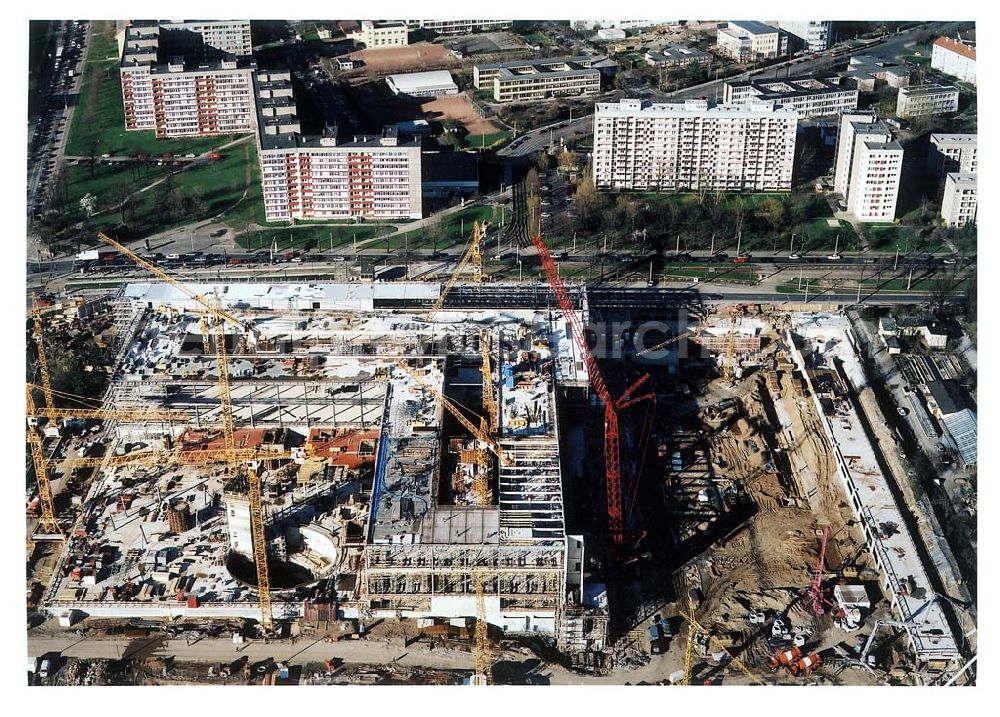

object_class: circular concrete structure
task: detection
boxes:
[224,524,342,592]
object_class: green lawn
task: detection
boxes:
[466,131,513,150]
[234,224,391,252]
[66,21,242,157]
[776,276,969,294]
[394,204,506,250]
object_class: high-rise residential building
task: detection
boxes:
[254,72,422,222]
[119,21,256,138]
[931,36,976,86]
[351,21,409,48]
[896,84,960,118]
[833,111,903,222]
[927,134,977,185]
[723,75,858,118]
[846,139,903,222]
[592,98,798,192]
[773,21,832,52]
[716,21,787,62]
[940,173,977,227]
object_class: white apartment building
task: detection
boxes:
[723,76,858,118]
[896,84,960,119]
[927,134,977,185]
[474,57,604,102]
[408,20,512,35]
[120,21,256,138]
[254,72,421,223]
[592,98,798,192]
[847,139,903,222]
[351,21,409,48]
[833,112,903,222]
[773,21,832,53]
[931,36,976,86]
[716,21,786,62]
[940,173,977,227]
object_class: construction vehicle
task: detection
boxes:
[680,608,766,686]
[788,653,822,676]
[802,527,835,617]
[769,646,802,671]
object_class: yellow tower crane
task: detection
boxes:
[96,232,261,350]
[472,572,493,685]
[395,359,510,466]
[30,296,55,412]
[680,608,766,686]
[431,220,487,313]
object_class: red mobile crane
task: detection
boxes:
[530,234,652,549]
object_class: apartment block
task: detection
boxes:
[723,75,858,118]
[932,36,976,86]
[842,55,910,91]
[927,134,977,185]
[254,72,421,223]
[716,21,787,62]
[644,44,712,68]
[351,21,409,48]
[896,84,960,119]
[940,173,977,227]
[592,98,798,193]
[773,21,832,53]
[120,21,256,138]
[407,20,512,35]
[847,139,903,222]
[833,112,903,222]
[474,57,604,103]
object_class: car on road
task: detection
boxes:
[942,257,957,265]
[788,253,801,260]
[828,253,842,260]
[897,406,909,416]
[329,256,346,262]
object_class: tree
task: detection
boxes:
[535,151,550,173]
[525,168,540,197]
[756,196,786,232]
[79,193,97,218]
[557,149,579,170]
[615,194,637,232]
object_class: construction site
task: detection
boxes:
[26,224,973,687]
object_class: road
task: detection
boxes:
[27,631,694,685]
[27,21,88,224]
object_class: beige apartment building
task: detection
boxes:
[119,20,256,138]
[940,173,977,227]
[896,84,960,118]
[474,57,604,102]
[592,98,798,192]
[716,21,786,62]
[254,72,422,222]
[351,21,409,48]
[926,133,977,185]
[723,76,858,118]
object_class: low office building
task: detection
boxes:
[842,55,910,90]
[896,84,960,118]
[474,57,604,103]
[254,71,422,222]
[592,98,798,193]
[833,112,902,223]
[716,21,787,62]
[119,21,256,139]
[351,21,409,48]
[931,36,976,86]
[574,20,655,31]
[407,20,512,35]
[940,172,977,228]
[773,21,832,52]
[385,70,458,97]
[723,75,858,118]
[644,44,712,68]
[926,133,977,185]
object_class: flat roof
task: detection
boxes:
[727,20,779,35]
[931,133,977,145]
[900,84,960,96]
[596,98,798,119]
[385,69,458,93]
